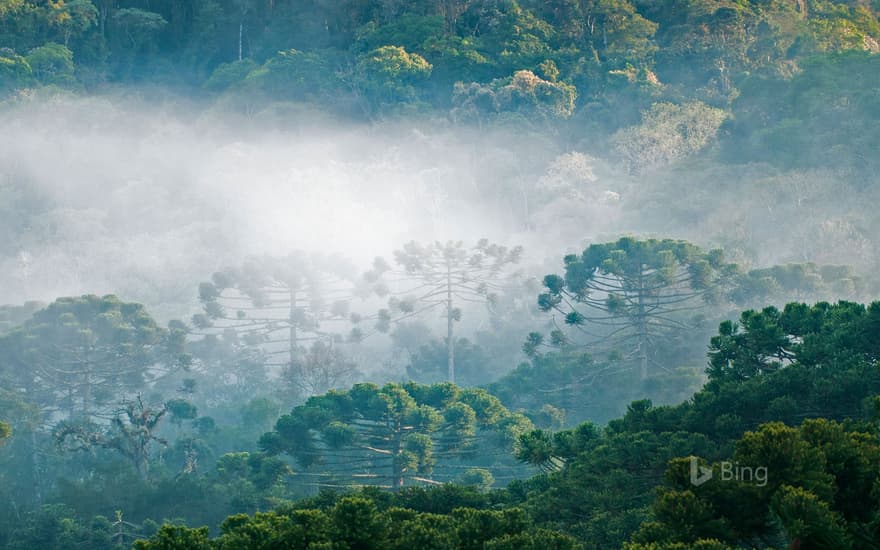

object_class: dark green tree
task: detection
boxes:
[165,398,198,429]
[539,238,732,379]
[731,263,865,308]
[0,295,188,423]
[260,382,531,491]
[25,42,75,85]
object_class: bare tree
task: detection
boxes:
[55,395,168,480]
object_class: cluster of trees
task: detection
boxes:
[510,300,880,547]
[135,495,583,550]
[1,4,879,546]
[628,419,880,548]
[2,0,878,125]
[259,382,532,491]
[121,297,880,548]
[0,237,878,548]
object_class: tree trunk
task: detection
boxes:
[135,453,149,481]
[446,267,455,384]
[638,265,649,380]
[289,286,298,367]
[638,317,648,380]
[391,427,403,491]
[31,430,42,504]
[83,360,92,421]
[238,21,243,61]
[68,387,75,420]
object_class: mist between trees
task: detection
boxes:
[2,1,880,547]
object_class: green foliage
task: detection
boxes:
[354,14,493,98]
[5,504,117,550]
[0,0,875,149]
[260,382,531,491]
[25,42,74,85]
[240,397,280,432]
[0,301,42,333]
[202,58,258,92]
[771,485,852,549]
[46,0,97,48]
[731,263,865,308]
[215,451,292,495]
[134,495,583,549]
[0,295,187,424]
[514,298,880,547]
[111,8,167,50]
[452,69,577,124]
[3,4,880,546]
[0,47,31,91]
[457,468,495,492]
[706,300,880,383]
[539,238,733,379]
[246,48,344,103]
[490,349,704,426]
[133,524,210,550]
[723,52,880,178]
[354,45,432,112]
[633,419,878,548]
[165,398,198,427]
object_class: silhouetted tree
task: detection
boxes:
[365,240,522,383]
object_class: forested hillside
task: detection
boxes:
[2,0,879,125]
[1,1,880,549]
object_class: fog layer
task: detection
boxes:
[2,94,876,320]
[0,96,562,316]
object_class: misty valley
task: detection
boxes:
[1,1,880,549]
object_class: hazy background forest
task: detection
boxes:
[1,1,880,549]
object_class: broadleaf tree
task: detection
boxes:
[54,395,168,480]
[0,420,10,444]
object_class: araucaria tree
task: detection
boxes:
[538,238,732,379]
[259,382,531,491]
[365,240,522,384]
[0,295,188,423]
[195,252,361,370]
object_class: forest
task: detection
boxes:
[1,0,880,549]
